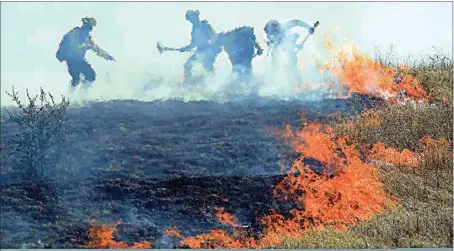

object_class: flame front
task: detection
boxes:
[366,142,420,167]
[179,118,393,248]
[318,37,429,104]
[83,29,444,249]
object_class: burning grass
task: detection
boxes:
[214,207,240,228]
[365,142,420,168]
[273,122,392,226]
[77,35,452,249]
[268,112,452,248]
[171,45,452,247]
[174,118,395,248]
[319,37,430,105]
[164,227,183,239]
[278,137,453,248]
[87,221,152,249]
[276,100,452,248]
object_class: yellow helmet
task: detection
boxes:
[82,17,97,27]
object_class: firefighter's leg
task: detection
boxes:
[231,64,242,76]
[201,48,220,74]
[202,56,215,73]
[80,60,97,88]
[242,60,253,77]
[183,53,198,84]
[239,64,253,82]
[231,52,253,81]
[66,60,82,88]
[229,50,240,75]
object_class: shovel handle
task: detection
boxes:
[157,42,180,53]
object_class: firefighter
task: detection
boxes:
[56,17,115,88]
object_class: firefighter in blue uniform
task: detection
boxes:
[217,26,263,80]
[264,20,315,83]
[172,10,222,84]
[56,17,115,88]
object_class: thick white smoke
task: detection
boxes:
[0,2,341,107]
[65,37,330,105]
[1,2,451,107]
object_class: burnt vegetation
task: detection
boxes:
[0,88,357,248]
[0,50,452,248]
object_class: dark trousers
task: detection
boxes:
[229,50,254,80]
[231,60,253,80]
[66,58,96,87]
[184,47,221,84]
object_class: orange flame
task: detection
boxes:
[366,142,420,167]
[87,221,152,249]
[419,136,452,160]
[273,122,390,226]
[420,136,451,149]
[180,229,256,249]
[180,118,392,248]
[164,227,183,239]
[215,207,239,228]
[319,38,429,103]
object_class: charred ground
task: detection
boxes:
[0,95,377,248]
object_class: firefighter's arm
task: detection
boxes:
[88,37,115,61]
[283,20,313,33]
[178,24,211,52]
[178,44,195,52]
[177,37,196,52]
[80,35,96,50]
